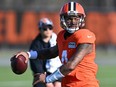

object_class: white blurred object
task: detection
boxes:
[46,33,62,73]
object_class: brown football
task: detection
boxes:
[10,55,28,75]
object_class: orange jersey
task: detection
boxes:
[57,29,99,87]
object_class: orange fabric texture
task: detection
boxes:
[57,29,99,87]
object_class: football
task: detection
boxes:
[10,55,28,75]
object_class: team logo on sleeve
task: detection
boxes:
[68,42,76,48]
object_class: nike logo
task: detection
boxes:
[87,35,92,38]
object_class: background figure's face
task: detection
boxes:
[40,26,53,38]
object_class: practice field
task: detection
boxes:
[0,65,116,87]
[0,66,32,87]
[97,66,116,87]
[0,48,116,87]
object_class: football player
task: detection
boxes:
[16,1,99,87]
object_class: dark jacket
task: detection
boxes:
[29,34,50,74]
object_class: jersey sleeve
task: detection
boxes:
[76,29,96,44]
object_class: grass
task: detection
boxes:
[0,65,116,87]
[0,66,33,87]
[97,65,116,87]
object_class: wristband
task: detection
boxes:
[27,50,38,59]
[46,69,64,83]
[27,52,31,58]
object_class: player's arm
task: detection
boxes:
[45,43,93,83]
[36,44,58,59]
[60,43,93,75]
[16,44,58,61]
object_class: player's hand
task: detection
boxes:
[33,72,46,85]
[15,51,29,63]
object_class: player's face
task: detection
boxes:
[65,15,80,29]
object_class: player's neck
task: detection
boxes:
[64,31,72,40]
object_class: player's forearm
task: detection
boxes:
[46,68,64,83]
[45,62,76,83]
[28,46,58,59]
[37,47,58,59]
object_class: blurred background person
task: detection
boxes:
[29,18,62,87]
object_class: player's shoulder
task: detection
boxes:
[57,30,65,36]
[77,28,93,33]
[74,29,96,43]
[75,29,95,36]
